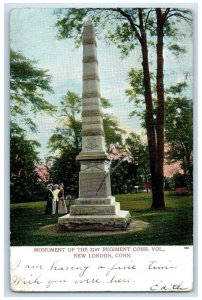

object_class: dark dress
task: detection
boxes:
[45,189,53,215]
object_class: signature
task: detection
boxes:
[150,281,189,291]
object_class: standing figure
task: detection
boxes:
[52,184,60,214]
[58,183,67,215]
[44,184,53,215]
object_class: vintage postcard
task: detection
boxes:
[10,6,193,292]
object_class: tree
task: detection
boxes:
[10,49,56,132]
[48,91,125,196]
[47,91,82,197]
[126,70,193,188]
[10,125,40,203]
[126,68,156,125]
[54,8,192,209]
[48,91,124,154]
[48,91,82,156]
[49,147,80,197]
[125,132,150,190]
[165,83,193,187]
[104,114,125,149]
[111,160,138,195]
[10,50,56,202]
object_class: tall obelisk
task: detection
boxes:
[58,21,131,231]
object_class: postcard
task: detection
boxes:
[10,6,193,292]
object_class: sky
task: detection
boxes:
[10,8,193,160]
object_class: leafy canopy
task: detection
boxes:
[10,124,41,203]
[10,49,56,132]
[48,91,125,155]
[54,8,192,57]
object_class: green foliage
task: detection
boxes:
[126,69,193,178]
[107,21,138,57]
[167,173,193,192]
[10,124,41,203]
[111,160,138,194]
[54,8,140,56]
[49,147,80,198]
[166,81,188,94]
[54,9,89,45]
[10,49,56,131]
[126,69,145,98]
[100,97,112,109]
[54,8,192,209]
[10,121,25,136]
[168,44,186,55]
[48,91,81,197]
[48,91,82,154]
[126,69,156,121]
[165,84,193,176]
[125,132,150,187]
[48,92,124,152]
[60,91,81,115]
[47,91,83,196]
[48,91,125,195]
[54,8,192,57]
[103,114,125,147]
[172,173,187,188]
[10,50,56,203]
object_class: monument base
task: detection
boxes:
[58,210,131,231]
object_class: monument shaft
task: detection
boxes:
[58,21,131,231]
[80,21,106,157]
[76,20,111,200]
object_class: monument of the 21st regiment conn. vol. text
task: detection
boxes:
[58,20,131,231]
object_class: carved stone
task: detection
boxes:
[58,20,131,231]
[75,196,116,205]
[58,211,131,231]
[70,202,120,215]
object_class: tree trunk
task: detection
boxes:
[152,9,165,209]
[139,9,166,209]
[117,8,166,209]
[140,32,158,207]
[142,39,161,209]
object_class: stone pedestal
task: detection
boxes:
[58,20,131,231]
[58,211,131,231]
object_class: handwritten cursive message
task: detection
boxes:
[10,246,193,292]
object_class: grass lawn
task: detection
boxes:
[10,192,193,246]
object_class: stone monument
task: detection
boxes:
[58,20,131,231]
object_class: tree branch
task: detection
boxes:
[165,11,192,23]
[144,8,154,29]
[162,8,170,23]
[113,8,142,43]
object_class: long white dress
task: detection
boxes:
[52,188,60,214]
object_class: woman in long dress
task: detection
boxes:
[58,183,67,215]
[44,184,53,215]
[52,184,60,214]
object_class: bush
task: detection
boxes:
[166,173,193,192]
